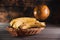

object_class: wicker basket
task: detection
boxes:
[6,27,44,37]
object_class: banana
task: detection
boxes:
[40,22,46,27]
[10,17,37,26]
[21,20,46,29]
[10,17,46,29]
[21,22,36,29]
[13,21,23,29]
[36,21,46,27]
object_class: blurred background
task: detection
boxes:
[0,0,60,24]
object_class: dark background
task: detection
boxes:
[0,0,60,40]
[0,0,60,24]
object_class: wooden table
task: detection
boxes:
[0,23,60,40]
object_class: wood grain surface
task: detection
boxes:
[0,23,60,40]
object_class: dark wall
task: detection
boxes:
[0,0,60,24]
[46,0,60,24]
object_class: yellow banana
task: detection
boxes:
[10,17,46,29]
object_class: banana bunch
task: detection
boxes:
[10,17,46,29]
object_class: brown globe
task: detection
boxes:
[34,4,50,21]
